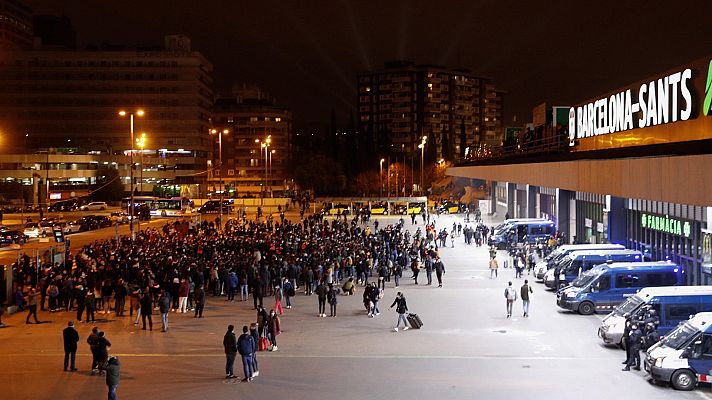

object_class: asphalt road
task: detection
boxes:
[0,214,707,400]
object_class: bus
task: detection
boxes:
[121,196,157,212]
[150,197,195,217]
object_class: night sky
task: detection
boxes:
[28,0,712,131]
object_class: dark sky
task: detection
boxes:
[28,0,712,130]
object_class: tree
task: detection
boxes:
[91,168,125,202]
[351,170,380,197]
[292,154,346,196]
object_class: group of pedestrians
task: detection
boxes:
[62,321,119,399]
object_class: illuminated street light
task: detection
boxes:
[118,109,145,239]
[210,128,229,230]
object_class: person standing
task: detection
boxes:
[178,278,189,313]
[114,279,127,316]
[237,325,255,382]
[62,321,79,371]
[104,356,120,400]
[194,284,206,318]
[368,282,381,317]
[87,326,99,374]
[520,280,533,317]
[268,309,281,351]
[283,278,294,309]
[25,288,40,324]
[327,284,338,317]
[227,271,237,302]
[425,257,433,285]
[434,257,445,288]
[223,325,238,379]
[249,323,260,378]
[622,323,643,371]
[140,290,153,331]
[252,279,263,310]
[504,281,517,318]
[159,290,170,332]
[84,291,96,323]
[390,292,409,332]
[273,285,284,316]
[95,331,111,374]
[315,280,328,317]
[489,256,499,279]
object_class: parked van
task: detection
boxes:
[645,312,712,391]
[556,262,684,315]
[492,218,548,237]
[490,220,556,249]
[543,249,643,289]
[599,286,712,347]
[534,244,626,280]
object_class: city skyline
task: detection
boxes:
[27,0,712,130]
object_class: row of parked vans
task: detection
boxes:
[533,242,712,391]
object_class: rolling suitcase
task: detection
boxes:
[407,313,423,329]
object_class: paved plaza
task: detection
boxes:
[0,214,705,400]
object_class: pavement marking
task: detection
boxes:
[3,352,615,361]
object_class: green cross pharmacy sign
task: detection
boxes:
[641,213,692,238]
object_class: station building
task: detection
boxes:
[448,55,712,285]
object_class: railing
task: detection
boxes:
[460,129,569,164]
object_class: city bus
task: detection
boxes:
[121,196,157,213]
[150,197,195,217]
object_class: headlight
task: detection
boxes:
[654,357,665,368]
[566,292,577,299]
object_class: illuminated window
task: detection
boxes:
[427,83,433,89]
[250,117,258,122]
[275,117,281,122]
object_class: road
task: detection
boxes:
[0,213,705,400]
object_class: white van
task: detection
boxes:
[534,244,625,280]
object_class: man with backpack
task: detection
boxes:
[504,281,518,318]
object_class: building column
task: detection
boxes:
[490,181,497,216]
[607,196,626,244]
[556,189,573,244]
[506,182,515,219]
[526,185,537,218]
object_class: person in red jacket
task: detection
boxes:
[178,278,190,313]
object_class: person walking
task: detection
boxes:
[520,280,533,317]
[159,290,170,332]
[139,290,153,331]
[25,288,40,324]
[327,284,338,317]
[368,282,381,317]
[489,256,499,279]
[315,280,328,317]
[283,278,294,309]
[62,320,79,371]
[390,292,409,332]
[267,309,281,351]
[104,356,120,400]
[249,323,260,378]
[223,324,238,379]
[237,325,255,382]
[194,284,206,318]
[504,281,517,318]
[434,257,445,287]
[273,285,284,316]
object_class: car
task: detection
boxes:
[85,215,112,228]
[61,220,84,234]
[0,230,28,245]
[198,200,231,214]
[23,222,55,238]
[110,212,129,224]
[49,200,79,212]
[407,202,426,215]
[393,204,408,215]
[370,202,389,215]
[437,201,461,214]
[325,203,350,216]
[80,201,108,211]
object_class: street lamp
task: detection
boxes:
[418,135,427,195]
[211,128,229,230]
[379,158,385,197]
[136,133,146,194]
[118,109,145,240]
[270,149,275,197]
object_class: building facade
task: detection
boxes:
[357,61,503,161]
[0,0,32,49]
[212,85,292,196]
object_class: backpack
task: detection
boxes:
[505,287,516,301]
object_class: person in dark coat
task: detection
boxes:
[194,284,206,318]
[223,324,237,378]
[237,325,255,381]
[252,280,263,310]
[159,290,171,332]
[327,284,338,317]
[622,324,642,371]
[139,290,153,331]
[62,320,79,371]
[104,356,120,400]
[434,257,445,288]
[390,292,409,331]
[249,323,260,377]
[95,331,111,374]
[315,280,328,317]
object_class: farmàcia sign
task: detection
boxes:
[641,213,692,239]
[568,68,694,146]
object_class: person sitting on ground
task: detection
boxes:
[342,278,355,295]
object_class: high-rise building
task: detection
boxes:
[0,35,214,189]
[32,14,76,49]
[0,0,33,49]
[212,84,292,196]
[357,61,503,161]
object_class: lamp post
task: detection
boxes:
[379,158,385,197]
[418,135,427,195]
[136,133,146,194]
[119,109,144,240]
[211,128,229,230]
[269,149,275,198]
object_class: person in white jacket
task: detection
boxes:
[504,281,518,318]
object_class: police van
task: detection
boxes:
[490,220,555,249]
[534,244,625,280]
[492,218,548,237]
[556,262,684,315]
[599,286,712,347]
[645,312,712,391]
[543,249,642,289]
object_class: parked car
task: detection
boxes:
[0,229,28,245]
[49,200,79,212]
[23,222,55,238]
[86,215,112,228]
[198,200,231,214]
[61,220,84,234]
[436,201,461,214]
[110,212,129,224]
[80,201,108,211]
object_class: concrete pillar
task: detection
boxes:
[32,177,39,207]
[556,189,573,244]
[608,196,626,245]
[527,185,537,218]
[490,181,497,216]
[506,182,515,219]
